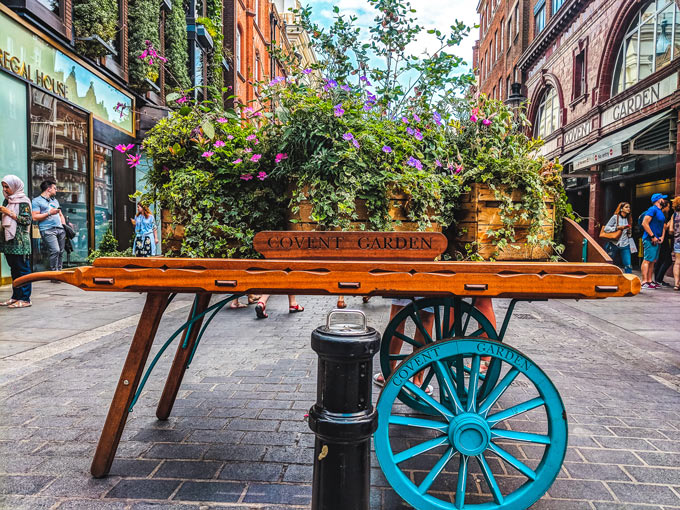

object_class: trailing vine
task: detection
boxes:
[164,0,191,90]
[127,0,161,90]
[73,0,119,58]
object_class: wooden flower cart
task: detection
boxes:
[15,218,638,510]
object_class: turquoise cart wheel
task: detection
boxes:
[380,298,500,414]
[375,338,567,510]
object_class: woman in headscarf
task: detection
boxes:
[0,175,33,308]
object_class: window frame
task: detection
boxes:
[534,86,561,139]
[534,2,546,35]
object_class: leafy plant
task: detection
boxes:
[127,0,161,90]
[87,227,132,262]
[73,0,119,58]
[164,0,191,89]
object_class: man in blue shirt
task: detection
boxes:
[32,180,66,274]
[640,192,667,289]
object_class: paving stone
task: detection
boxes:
[130,503,202,510]
[106,479,181,500]
[606,482,680,505]
[143,444,209,460]
[592,436,656,451]
[0,495,58,510]
[563,462,632,481]
[109,459,160,477]
[131,428,191,442]
[57,500,127,510]
[173,481,245,502]
[282,463,313,483]
[228,419,280,431]
[592,503,664,510]
[204,445,267,462]
[0,474,55,495]
[625,466,680,485]
[578,448,644,465]
[547,479,614,500]
[154,460,222,479]
[41,476,120,498]
[242,483,312,505]
[218,461,284,481]
[241,431,298,445]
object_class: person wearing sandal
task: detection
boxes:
[254,294,304,318]
[669,197,680,291]
[1,175,33,309]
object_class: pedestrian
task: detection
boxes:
[0,175,33,308]
[653,199,673,287]
[131,203,158,256]
[31,180,65,274]
[640,193,667,290]
[669,196,680,291]
[255,294,304,318]
[602,202,633,274]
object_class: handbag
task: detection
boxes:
[599,224,622,241]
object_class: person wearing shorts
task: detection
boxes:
[669,196,680,291]
[640,193,667,290]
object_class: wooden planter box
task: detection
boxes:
[288,192,441,233]
[161,209,185,255]
[452,183,555,260]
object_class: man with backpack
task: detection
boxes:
[639,193,667,289]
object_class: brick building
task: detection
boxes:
[475,0,532,100]
[476,0,680,240]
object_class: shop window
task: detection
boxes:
[93,143,114,248]
[534,86,560,139]
[611,0,680,96]
[30,89,90,269]
[535,2,546,35]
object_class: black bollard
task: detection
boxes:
[309,310,381,510]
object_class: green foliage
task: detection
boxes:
[444,95,574,260]
[127,0,160,90]
[87,227,132,262]
[73,0,119,58]
[199,0,226,104]
[164,0,191,89]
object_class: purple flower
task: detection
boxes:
[352,138,360,149]
[482,118,492,126]
[302,68,312,74]
[240,173,253,180]
[233,158,243,164]
[433,112,442,126]
[216,117,228,123]
[214,140,226,147]
[227,135,234,140]
[363,103,372,112]
[176,96,188,104]
[341,84,351,92]
[275,153,288,163]
[269,76,285,86]
[323,79,338,91]
[470,114,478,123]
[435,159,442,167]
[414,130,423,141]
[359,75,372,86]
[126,154,141,167]
[342,132,354,141]
[406,127,415,135]
[401,117,409,124]
[407,156,423,170]
[257,171,268,180]
[202,151,214,158]
[413,113,421,122]
[334,104,345,117]
[250,154,262,162]
[382,145,392,153]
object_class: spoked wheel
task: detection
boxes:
[374,338,567,510]
[380,298,501,414]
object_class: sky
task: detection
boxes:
[308,0,479,74]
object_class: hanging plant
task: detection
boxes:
[127,0,161,90]
[164,0,191,90]
[197,9,225,105]
[73,0,119,58]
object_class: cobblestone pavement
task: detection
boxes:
[0,283,679,510]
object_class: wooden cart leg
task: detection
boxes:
[156,293,212,420]
[91,292,170,478]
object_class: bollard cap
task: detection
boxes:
[321,309,368,336]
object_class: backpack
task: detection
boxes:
[633,210,647,238]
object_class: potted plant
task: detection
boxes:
[73,0,119,58]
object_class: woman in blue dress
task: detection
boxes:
[132,203,158,256]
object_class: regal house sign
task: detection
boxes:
[0,8,134,134]
[601,72,678,127]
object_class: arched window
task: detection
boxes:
[611,0,680,96]
[534,87,560,139]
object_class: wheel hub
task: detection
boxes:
[448,413,491,456]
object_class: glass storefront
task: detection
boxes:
[30,88,90,268]
[93,143,114,248]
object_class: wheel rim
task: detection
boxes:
[375,339,567,510]
[380,298,500,414]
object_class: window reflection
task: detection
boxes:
[94,144,114,248]
[534,87,560,139]
[30,89,90,268]
[36,0,60,16]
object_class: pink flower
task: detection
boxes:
[216,117,228,123]
[275,153,288,163]
[257,171,268,180]
[115,143,134,153]
[233,158,243,164]
[250,154,262,162]
[244,147,253,153]
[202,151,214,158]
[126,154,141,168]
[246,134,259,144]
[227,135,234,140]
[470,114,478,123]
[214,140,226,147]
[240,173,253,180]
[352,139,360,149]
[413,113,421,122]
[176,96,188,104]
[455,165,463,174]
[471,107,479,115]
[482,118,492,126]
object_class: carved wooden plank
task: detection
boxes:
[253,231,448,260]
[562,217,612,263]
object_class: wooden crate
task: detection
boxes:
[161,209,184,255]
[452,183,555,260]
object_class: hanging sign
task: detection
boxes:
[574,145,623,170]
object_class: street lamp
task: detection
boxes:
[505,82,526,109]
